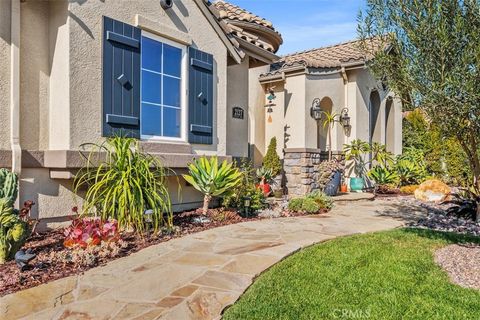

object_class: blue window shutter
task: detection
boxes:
[188,47,214,144]
[102,16,141,138]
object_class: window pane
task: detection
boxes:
[142,71,161,104]
[163,44,182,77]
[163,76,180,107]
[141,103,162,136]
[141,37,162,72]
[163,107,181,138]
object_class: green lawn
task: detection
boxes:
[223,229,480,320]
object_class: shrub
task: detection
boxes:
[263,137,282,176]
[307,191,334,210]
[288,191,333,213]
[288,198,305,212]
[183,156,242,215]
[301,198,321,213]
[74,137,172,233]
[222,159,266,213]
[63,217,119,249]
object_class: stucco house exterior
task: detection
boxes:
[254,39,403,196]
[0,0,401,228]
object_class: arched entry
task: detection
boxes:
[318,97,333,150]
[369,91,381,144]
[385,98,395,152]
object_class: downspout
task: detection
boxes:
[11,0,22,178]
[341,66,349,145]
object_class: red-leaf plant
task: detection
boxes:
[63,211,119,249]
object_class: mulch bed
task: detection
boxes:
[435,244,480,290]
[0,208,263,297]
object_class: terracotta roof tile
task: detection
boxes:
[260,38,384,78]
[213,0,276,31]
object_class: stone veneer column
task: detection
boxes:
[283,148,323,198]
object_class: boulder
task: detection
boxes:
[414,179,451,202]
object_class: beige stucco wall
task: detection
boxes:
[66,0,229,156]
[305,71,345,150]
[226,57,249,157]
[248,64,269,166]
[48,1,70,150]
[0,0,11,151]
[1,0,237,229]
[257,66,402,163]
[351,67,402,154]
[20,1,50,150]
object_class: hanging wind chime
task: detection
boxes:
[265,87,276,123]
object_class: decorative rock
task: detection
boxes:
[414,179,451,202]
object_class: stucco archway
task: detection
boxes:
[369,91,381,144]
[385,97,395,152]
[318,97,333,150]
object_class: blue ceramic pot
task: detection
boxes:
[324,171,341,196]
[350,177,365,192]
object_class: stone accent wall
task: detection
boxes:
[283,148,343,197]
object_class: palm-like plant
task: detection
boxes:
[74,137,172,233]
[343,139,371,178]
[321,111,340,161]
[370,142,395,168]
[183,157,242,215]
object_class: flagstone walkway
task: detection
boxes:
[1,198,426,320]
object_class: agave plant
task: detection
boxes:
[74,137,172,233]
[368,166,399,185]
[256,167,274,184]
[395,159,426,186]
[183,157,242,215]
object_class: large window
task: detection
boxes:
[141,35,184,140]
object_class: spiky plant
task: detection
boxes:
[74,137,172,233]
[183,157,242,215]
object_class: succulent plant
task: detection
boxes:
[0,198,29,264]
[0,168,18,206]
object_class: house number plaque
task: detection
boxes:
[232,106,244,119]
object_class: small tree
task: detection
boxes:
[183,157,242,215]
[263,137,282,176]
[322,111,339,161]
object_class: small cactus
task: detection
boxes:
[0,169,29,264]
[0,168,18,206]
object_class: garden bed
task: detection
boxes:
[0,208,260,297]
[0,206,328,297]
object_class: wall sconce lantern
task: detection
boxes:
[340,108,351,129]
[310,98,322,121]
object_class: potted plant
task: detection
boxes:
[318,159,344,196]
[343,139,370,192]
[256,167,273,196]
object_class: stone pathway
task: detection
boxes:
[0,198,426,320]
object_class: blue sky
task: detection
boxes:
[225,0,367,55]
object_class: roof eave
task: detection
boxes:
[194,0,243,64]
[236,37,280,64]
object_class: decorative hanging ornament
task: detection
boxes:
[268,115,272,123]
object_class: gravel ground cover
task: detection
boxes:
[435,244,480,290]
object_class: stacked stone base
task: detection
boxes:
[283,148,343,198]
